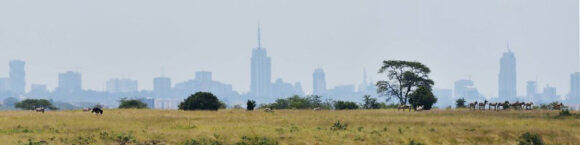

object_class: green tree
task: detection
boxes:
[456,98,466,108]
[362,95,381,109]
[408,86,438,110]
[334,101,359,110]
[118,99,148,109]
[376,60,434,106]
[3,97,18,108]
[246,100,256,111]
[15,99,58,110]
[179,92,221,111]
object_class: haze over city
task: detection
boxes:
[0,0,578,103]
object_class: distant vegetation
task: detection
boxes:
[456,98,466,108]
[334,101,359,110]
[15,99,57,110]
[246,100,256,111]
[259,95,332,109]
[179,92,222,111]
[118,99,148,109]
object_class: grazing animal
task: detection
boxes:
[468,101,478,110]
[553,103,564,110]
[35,107,45,113]
[83,108,92,112]
[478,100,488,110]
[416,105,424,112]
[313,107,321,111]
[524,102,534,110]
[264,108,273,112]
[511,101,524,110]
[91,108,103,115]
[488,102,498,110]
[397,105,411,112]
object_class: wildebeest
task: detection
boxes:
[397,105,411,112]
[91,108,103,115]
[511,101,524,110]
[478,100,488,110]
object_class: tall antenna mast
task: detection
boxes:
[257,22,262,49]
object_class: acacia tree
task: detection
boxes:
[376,60,434,105]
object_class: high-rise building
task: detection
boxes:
[569,72,580,100]
[250,25,272,98]
[312,68,327,96]
[526,81,537,98]
[153,77,171,94]
[0,77,10,92]
[196,71,212,82]
[57,71,82,92]
[9,60,25,94]
[106,79,138,93]
[433,88,453,108]
[542,85,558,99]
[498,45,517,99]
[454,79,482,101]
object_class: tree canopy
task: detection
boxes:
[376,60,434,105]
[456,98,467,108]
[118,99,148,109]
[246,100,256,111]
[362,95,381,109]
[179,92,221,111]
[334,101,359,110]
[15,99,58,110]
[409,86,438,110]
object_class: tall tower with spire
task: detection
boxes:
[250,23,272,99]
[498,42,517,99]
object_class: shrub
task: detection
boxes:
[15,99,58,110]
[235,136,278,145]
[559,109,572,117]
[409,86,437,110]
[407,139,425,145]
[456,98,466,108]
[362,95,381,109]
[246,100,256,111]
[330,120,347,131]
[334,101,359,110]
[118,99,148,109]
[179,92,221,111]
[518,132,544,145]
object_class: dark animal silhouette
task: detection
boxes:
[91,108,103,115]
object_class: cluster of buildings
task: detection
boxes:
[433,45,580,109]
[0,26,376,109]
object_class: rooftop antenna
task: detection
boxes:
[257,21,262,49]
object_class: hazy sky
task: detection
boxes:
[0,0,578,97]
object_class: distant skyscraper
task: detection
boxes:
[542,85,557,99]
[454,79,482,101]
[433,88,453,108]
[196,71,213,82]
[569,72,580,100]
[106,79,138,93]
[526,81,537,98]
[250,25,272,98]
[498,45,517,99]
[312,68,327,95]
[0,77,10,92]
[9,60,25,94]
[57,71,82,92]
[153,77,171,94]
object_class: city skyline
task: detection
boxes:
[0,0,578,98]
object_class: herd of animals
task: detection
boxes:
[32,106,103,115]
[395,101,566,112]
[31,102,566,114]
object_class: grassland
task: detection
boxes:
[0,109,578,145]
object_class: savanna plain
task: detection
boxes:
[0,109,578,145]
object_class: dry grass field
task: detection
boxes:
[0,109,578,145]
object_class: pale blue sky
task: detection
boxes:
[0,0,578,97]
